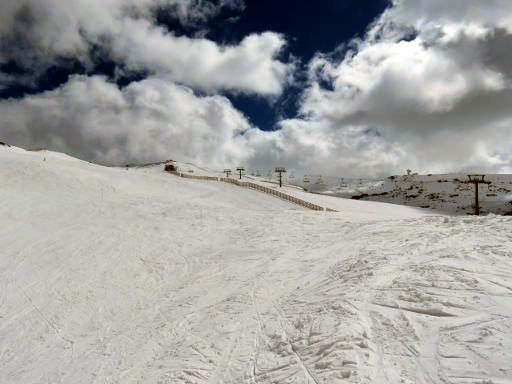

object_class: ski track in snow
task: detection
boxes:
[1,147,512,384]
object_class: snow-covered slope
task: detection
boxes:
[309,174,512,215]
[2,146,512,384]
[173,166,430,219]
[239,170,512,215]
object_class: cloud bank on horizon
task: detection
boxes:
[1,0,512,177]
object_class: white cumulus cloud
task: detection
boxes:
[2,0,512,177]
[0,0,291,95]
[0,75,253,166]
[290,0,512,176]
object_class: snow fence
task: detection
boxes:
[166,170,335,212]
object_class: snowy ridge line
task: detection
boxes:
[167,169,337,212]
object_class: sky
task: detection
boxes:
[1,0,512,177]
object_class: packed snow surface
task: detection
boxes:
[1,146,512,384]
